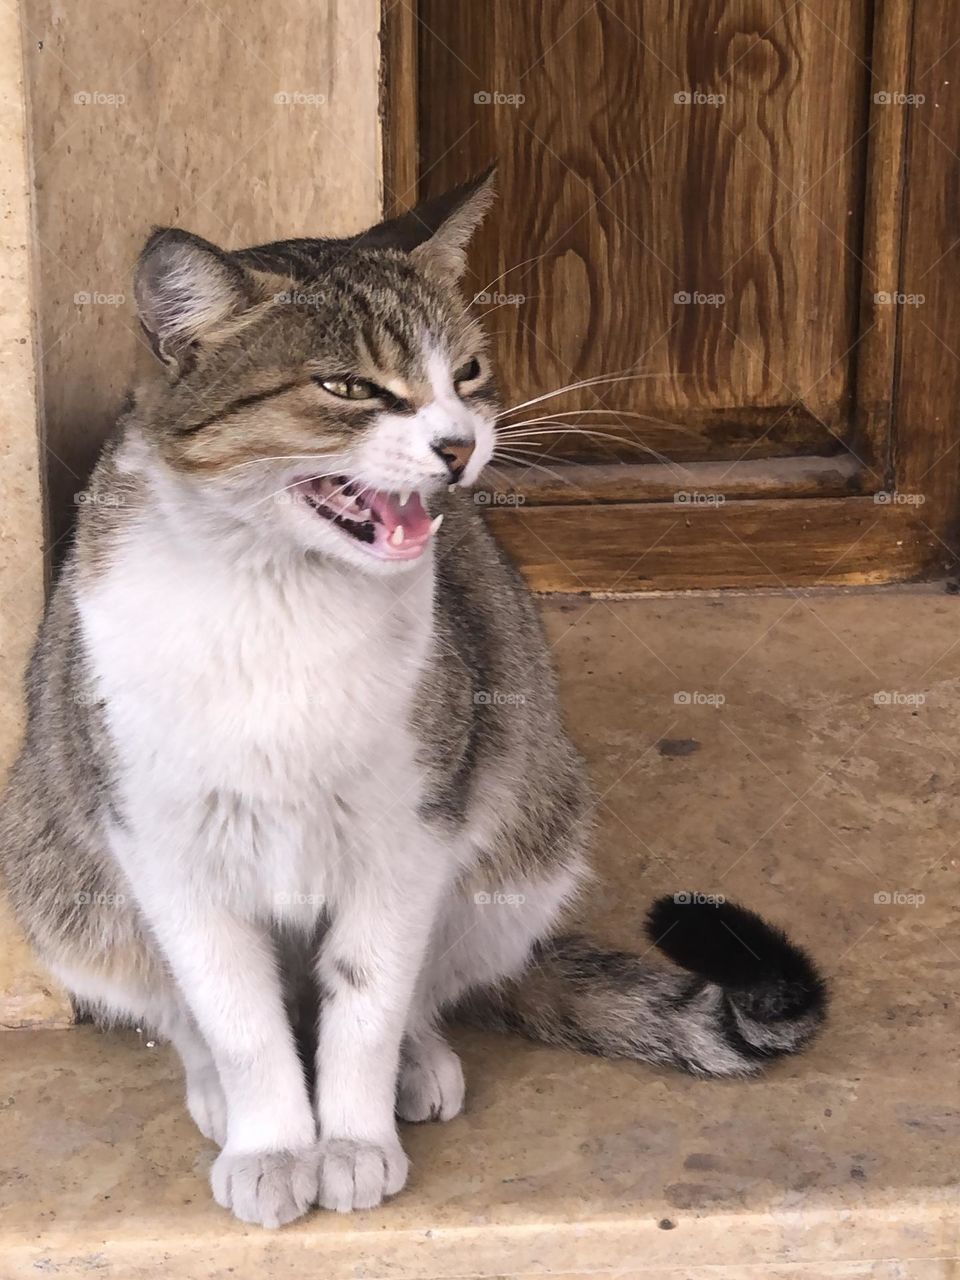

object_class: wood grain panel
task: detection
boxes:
[418,0,872,464]
[21,0,382,551]
[892,2,960,550]
[486,497,943,593]
[380,0,418,215]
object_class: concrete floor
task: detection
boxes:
[2,587,960,1278]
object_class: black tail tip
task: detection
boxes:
[646,894,828,1022]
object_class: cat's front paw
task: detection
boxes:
[318,1137,409,1212]
[211,1146,318,1227]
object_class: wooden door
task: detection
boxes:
[382,0,960,591]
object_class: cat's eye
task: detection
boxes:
[453,357,481,386]
[316,375,380,401]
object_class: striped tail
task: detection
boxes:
[459,895,828,1077]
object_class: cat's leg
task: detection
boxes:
[113,846,319,1228]
[397,861,584,1123]
[51,960,228,1147]
[314,825,450,1212]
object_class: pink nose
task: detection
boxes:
[433,438,475,479]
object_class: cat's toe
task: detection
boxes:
[318,1137,408,1212]
[397,1039,465,1123]
[211,1146,318,1227]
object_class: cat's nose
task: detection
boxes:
[432,437,475,481]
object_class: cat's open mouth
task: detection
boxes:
[298,474,442,560]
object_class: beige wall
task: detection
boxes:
[23,0,384,549]
[1,0,383,1024]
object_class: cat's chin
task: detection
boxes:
[292,474,443,572]
[308,528,435,576]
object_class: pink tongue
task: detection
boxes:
[364,489,433,541]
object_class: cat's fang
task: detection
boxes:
[390,526,405,546]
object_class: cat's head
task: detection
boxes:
[131,170,498,574]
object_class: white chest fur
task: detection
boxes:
[77,514,436,919]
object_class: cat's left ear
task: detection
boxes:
[356,165,496,285]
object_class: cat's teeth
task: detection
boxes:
[355,508,372,522]
[398,488,411,506]
[448,483,458,493]
[390,525,405,546]
[430,514,444,535]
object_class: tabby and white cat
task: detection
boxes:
[0,173,826,1227]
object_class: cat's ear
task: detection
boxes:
[134,228,256,374]
[356,165,496,284]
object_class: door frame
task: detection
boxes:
[381,0,960,592]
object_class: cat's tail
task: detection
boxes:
[458,895,828,1077]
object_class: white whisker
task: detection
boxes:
[494,371,672,420]
[498,408,692,433]
[461,251,557,318]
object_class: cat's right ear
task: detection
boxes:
[134,228,255,375]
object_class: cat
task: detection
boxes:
[0,171,826,1228]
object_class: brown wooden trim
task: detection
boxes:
[851,0,914,480]
[893,3,960,550]
[487,455,865,507]
[379,0,418,216]
[486,496,950,594]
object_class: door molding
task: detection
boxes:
[382,0,959,592]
